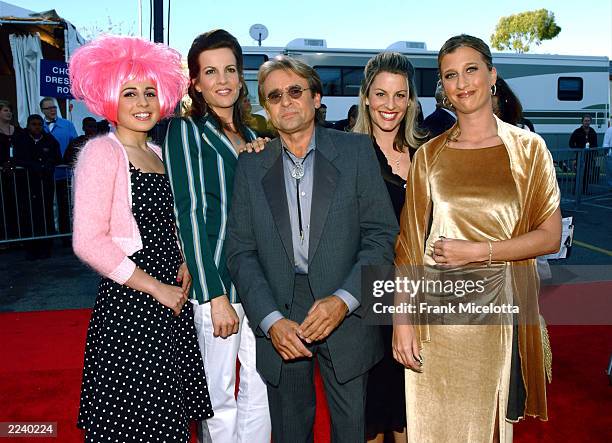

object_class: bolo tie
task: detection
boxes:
[283,148,313,244]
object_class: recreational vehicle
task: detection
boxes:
[242,39,610,149]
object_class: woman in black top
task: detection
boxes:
[352,52,426,443]
[0,100,24,240]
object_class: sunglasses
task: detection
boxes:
[265,86,310,104]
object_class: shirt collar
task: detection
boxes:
[281,131,316,161]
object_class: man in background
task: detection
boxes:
[40,97,77,241]
[63,117,98,166]
[333,104,358,132]
[316,103,334,128]
[421,84,456,138]
[569,114,598,148]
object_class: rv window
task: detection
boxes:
[414,68,438,98]
[315,66,438,98]
[243,54,269,70]
[315,67,365,97]
[316,67,342,96]
[558,77,583,101]
[342,68,363,96]
[245,80,260,104]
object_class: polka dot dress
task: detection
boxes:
[77,164,213,442]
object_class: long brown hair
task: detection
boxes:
[186,29,248,136]
[353,52,426,152]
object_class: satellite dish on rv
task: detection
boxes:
[249,24,269,47]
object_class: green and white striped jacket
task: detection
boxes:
[163,114,256,304]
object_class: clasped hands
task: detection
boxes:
[152,262,191,317]
[269,295,348,361]
[432,237,488,267]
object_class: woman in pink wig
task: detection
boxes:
[70,35,213,442]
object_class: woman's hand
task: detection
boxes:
[243,137,270,154]
[151,282,188,316]
[210,295,240,338]
[432,238,488,267]
[392,324,422,372]
[176,262,192,296]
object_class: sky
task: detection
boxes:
[10,0,612,58]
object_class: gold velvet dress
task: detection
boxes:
[396,117,561,443]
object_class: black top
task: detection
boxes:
[421,107,456,140]
[63,135,91,166]
[372,138,410,221]
[13,131,61,175]
[569,126,598,148]
[0,126,24,164]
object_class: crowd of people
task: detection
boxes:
[0,97,112,257]
[3,27,575,442]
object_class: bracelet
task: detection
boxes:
[487,240,493,267]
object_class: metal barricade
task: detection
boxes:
[0,165,73,244]
[2,151,609,241]
[550,148,612,209]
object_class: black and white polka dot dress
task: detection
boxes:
[77,164,213,442]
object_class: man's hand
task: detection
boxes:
[297,295,348,343]
[210,295,239,338]
[243,137,270,153]
[269,318,313,360]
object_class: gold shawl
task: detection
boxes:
[395,115,560,420]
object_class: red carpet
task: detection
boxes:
[0,308,610,442]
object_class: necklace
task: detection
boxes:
[226,131,243,146]
[392,152,402,168]
[283,148,313,243]
[29,134,43,143]
[384,148,403,169]
[0,125,13,136]
[222,127,244,152]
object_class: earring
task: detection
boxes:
[442,96,454,109]
[491,84,497,96]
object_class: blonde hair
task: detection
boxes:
[353,52,426,151]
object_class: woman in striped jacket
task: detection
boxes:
[163,29,271,443]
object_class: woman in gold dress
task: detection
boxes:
[392,34,562,442]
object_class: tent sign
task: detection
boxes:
[40,60,73,99]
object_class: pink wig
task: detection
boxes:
[69,35,187,124]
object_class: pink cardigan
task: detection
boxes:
[72,133,162,284]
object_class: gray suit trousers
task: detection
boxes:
[266,275,367,443]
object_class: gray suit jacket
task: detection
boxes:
[226,125,398,386]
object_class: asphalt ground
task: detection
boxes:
[1,194,611,313]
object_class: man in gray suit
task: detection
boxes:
[226,56,398,443]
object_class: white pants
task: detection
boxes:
[192,301,271,443]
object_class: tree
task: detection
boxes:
[79,16,135,41]
[491,9,561,53]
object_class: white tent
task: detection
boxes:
[9,33,42,128]
[0,1,35,17]
[0,2,86,128]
